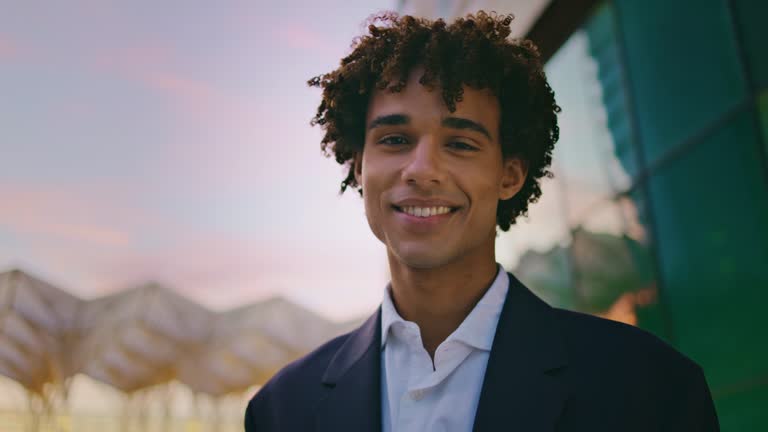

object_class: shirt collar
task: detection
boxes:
[380,264,509,351]
[380,281,401,349]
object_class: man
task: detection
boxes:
[245,11,719,431]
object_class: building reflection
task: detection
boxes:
[497,24,663,332]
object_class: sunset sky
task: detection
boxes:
[0,1,614,322]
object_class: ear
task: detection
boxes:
[353,152,363,186]
[499,157,528,201]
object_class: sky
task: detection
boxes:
[0,1,625,322]
[0,0,399,321]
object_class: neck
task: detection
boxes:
[387,246,499,359]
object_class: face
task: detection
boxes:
[355,68,527,269]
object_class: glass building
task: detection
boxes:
[401,0,768,429]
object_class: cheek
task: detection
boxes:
[464,171,503,223]
[361,156,394,207]
[360,166,388,239]
[361,180,379,217]
[465,165,502,197]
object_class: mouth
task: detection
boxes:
[391,204,461,218]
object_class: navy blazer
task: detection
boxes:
[245,273,719,431]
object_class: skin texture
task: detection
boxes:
[355,68,527,356]
[306,12,559,359]
[308,12,560,231]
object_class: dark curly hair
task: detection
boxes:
[308,11,560,231]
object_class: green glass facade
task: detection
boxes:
[523,1,768,428]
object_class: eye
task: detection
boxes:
[447,141,479,151]
[378,135,409,146]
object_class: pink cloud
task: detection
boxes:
[273,24,338,55]
[0,182,153,248]
[93,49,268,173]
[93,47,261,122]
[140,70,220,105]
[88,41,316,194]
[0,35,20,60]
[18,221,130,247]
[4,227,383,321]
[61,227,384,319]
[0,182,384,321]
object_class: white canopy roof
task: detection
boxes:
[0,270,82,394]
[178,297,354,396]
[0,269,355,398]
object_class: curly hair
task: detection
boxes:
[308,11,560,231]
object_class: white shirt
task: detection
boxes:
[380,265,509,432]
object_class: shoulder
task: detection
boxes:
[244,332,350,431]
[264,331,349,394]
[548,308,718,428]
[551,307,698,373]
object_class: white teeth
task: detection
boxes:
[401,206,452,217]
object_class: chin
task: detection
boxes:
[389,244,456,270]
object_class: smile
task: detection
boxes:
[392,205,460,218]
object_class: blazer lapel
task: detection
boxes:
[473,273,570,432]
[315,308,382,432]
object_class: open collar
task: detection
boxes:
[380,265,509,352]
[316,272,570,432]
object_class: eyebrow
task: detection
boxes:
[367,113,492,140]
[367,114,410,130]
[442,116,492,140]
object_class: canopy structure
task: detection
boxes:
[0,270,82,395]
[178,298,357,397]
[0,269,355,400]
[74,282,216,393]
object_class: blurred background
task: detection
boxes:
[0,0,765,430]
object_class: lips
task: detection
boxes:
[392,198,462,208]
[391,198,461,213]
[392,205,460,217]
[389,197,463,230]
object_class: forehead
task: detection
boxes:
[366,69,501,133]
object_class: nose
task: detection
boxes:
[401,137,445,187]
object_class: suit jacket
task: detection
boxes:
[245,273,719,431]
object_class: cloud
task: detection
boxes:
[272,23,339,56]
[27,226,386,321]
[0,27,385,321]
[88,45,276,190]
[0,35,20,60]
[0,182,151,248]
[93,46,261,123]
[0,180,384,321]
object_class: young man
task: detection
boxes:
[245,12,719,431]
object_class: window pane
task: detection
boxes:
[616,0,747,164]
[619,188,668,338]
[733,0,768,90]
[545,29,631,228]
[716,384,768,431]
[648,109,768,390]
[497,176,573,309]
[760,90,768,154]
[585,3,641,181]
[569,196,660,330]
